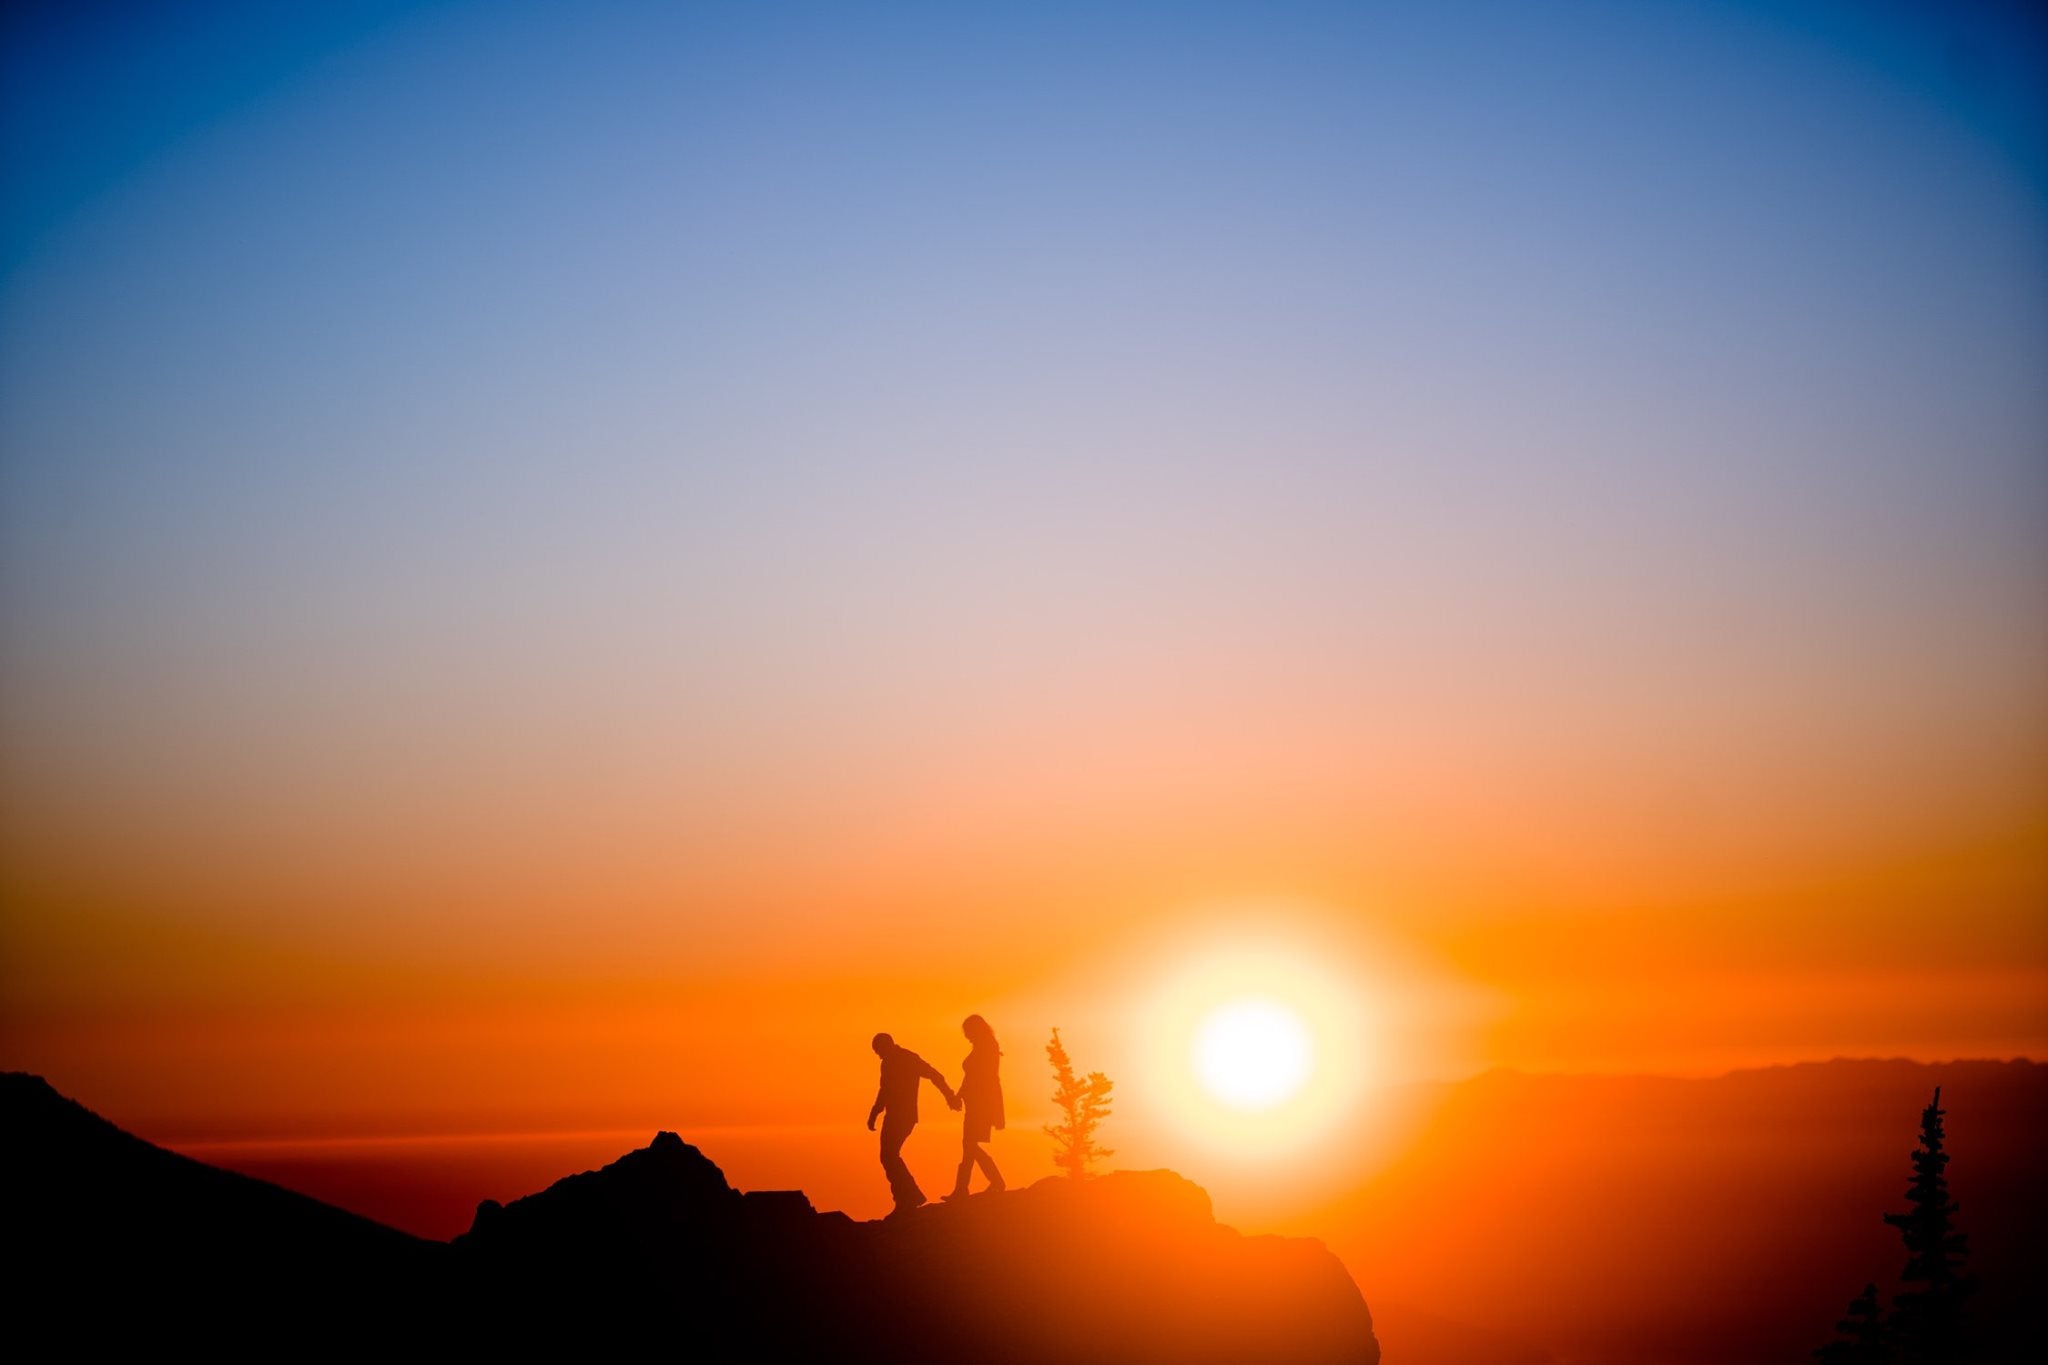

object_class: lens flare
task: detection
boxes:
[1192,997,1314,1110]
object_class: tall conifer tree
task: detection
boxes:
[1883,1087,1974,1363]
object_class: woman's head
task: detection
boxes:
[963,1014,997,1049]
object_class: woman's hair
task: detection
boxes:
[963,1013,999,1051]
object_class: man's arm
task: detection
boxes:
[868,1082,884,1131]
[918,1056,959,1109]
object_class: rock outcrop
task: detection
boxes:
[4,1074,1378,1362]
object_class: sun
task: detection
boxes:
[1191,996,1315,1111]
[1132,910,1389,1159]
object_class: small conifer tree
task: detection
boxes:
[1815,1283,1890,1365]
[1044,1027,1114,1179]
[1883,1087,1974,1364]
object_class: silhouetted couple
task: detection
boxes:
[867,1015,1005,1215]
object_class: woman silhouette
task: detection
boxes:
[947,1014,1006,1200]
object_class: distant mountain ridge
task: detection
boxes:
[1332,1057,2044,1365]
[1,1073,1379,1361]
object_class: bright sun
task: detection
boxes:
[1136,915,1383,1157]
[1191,996,1315,1111]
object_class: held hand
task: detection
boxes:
[948,1093,962,1111]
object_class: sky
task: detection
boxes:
[2,0,2045,1175]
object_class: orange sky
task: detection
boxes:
[4,736,2042,1155]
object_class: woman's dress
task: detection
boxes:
[960,1044,1005,1144]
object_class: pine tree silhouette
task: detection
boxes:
[1043,1028,1114,1179]
[1883,1087,1975,1364]
[1815,1283,1891,1365]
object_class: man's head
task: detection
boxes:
[871,1032,894,1057]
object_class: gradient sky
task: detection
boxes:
[2,0,2045,1151]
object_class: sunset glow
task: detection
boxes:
[1,2,2044,1359]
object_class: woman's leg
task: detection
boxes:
[974,1140,1004,1193]
[948,1129,976,1199]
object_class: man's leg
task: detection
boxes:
[880,1118,924,1210]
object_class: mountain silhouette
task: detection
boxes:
[3,1073,1379,1361]
[3,1071,448,1346]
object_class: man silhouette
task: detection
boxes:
[867,1032,959,1214]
